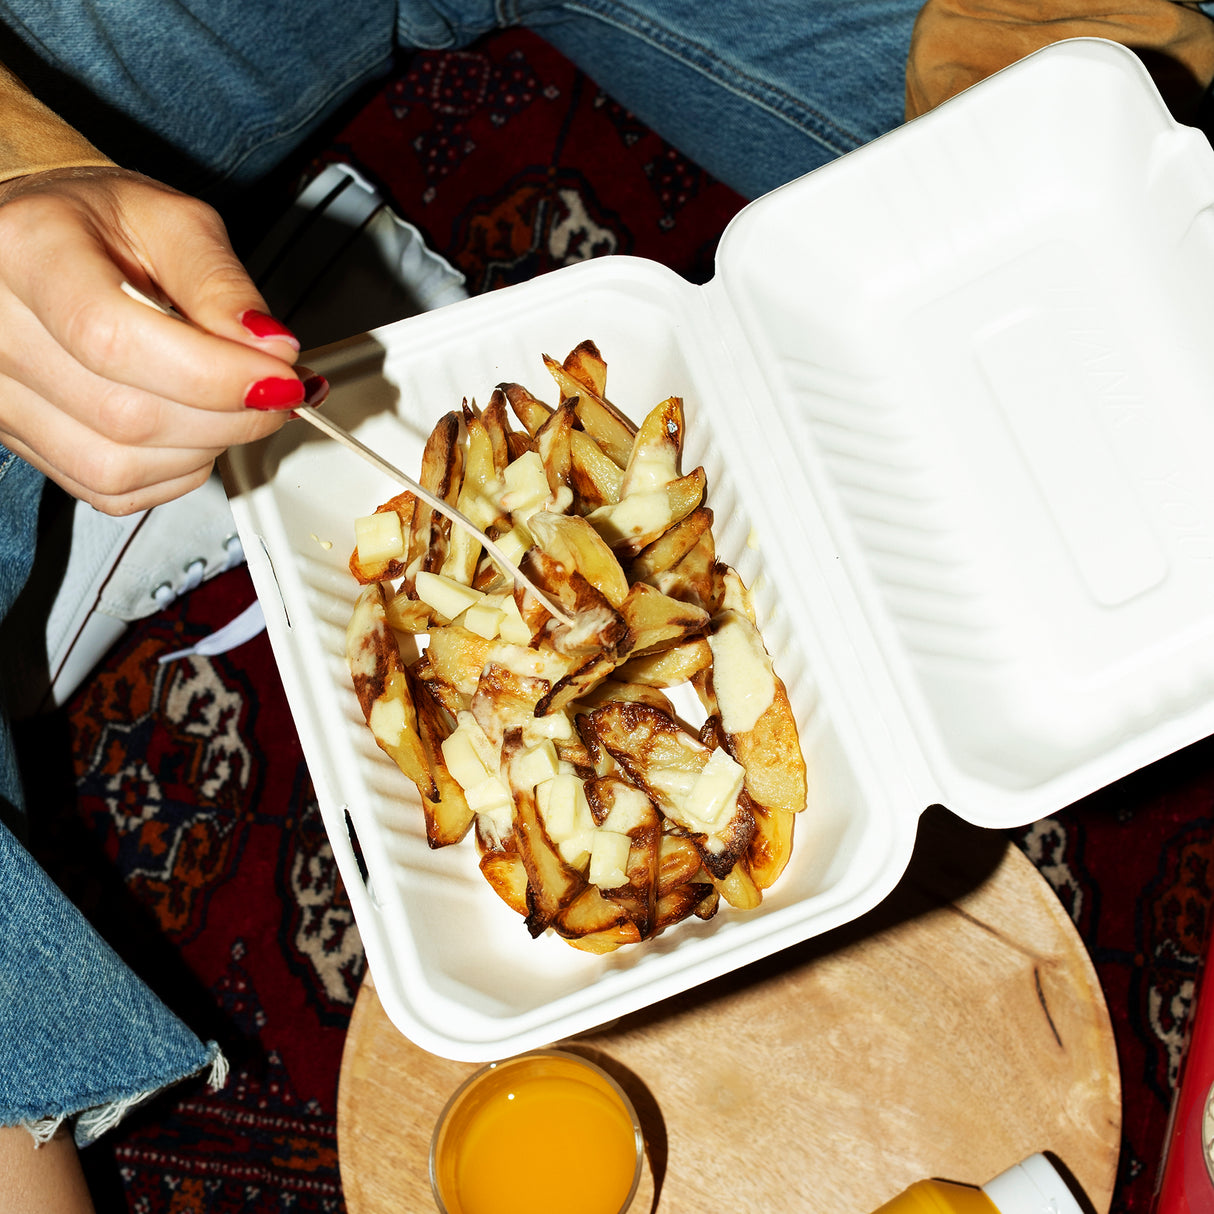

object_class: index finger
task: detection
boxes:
[12,203,306,413]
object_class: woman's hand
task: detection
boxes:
[0,165,320,514]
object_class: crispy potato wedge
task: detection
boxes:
[518,548,628,658]
[503,730,585,935]
[620,396,684,500]
[384,589,433,635]
[619,582,710,658]
[747,795,796,890]
[480,391,514,475]
[730,679,807,816]
[409,410,463,580]
[528,510,630,609]
[346,583,436,801]
[657,835,705,896]
[570,430,625,511]
[471,662,551,750]
[588,778,660,937]
[652,527,720,612]
[574,679,675,716]
[535,402,576,500]
[716,861,762,911]
[561,338,609,398]
[422,624,495,700]
[346,342,807,952]
[628,507,713,583]
[556,884,631,941]
[703,609,808,815]
[581,699,755,879]
[500,381,553,437]
[440,412,506,585]
[410,667,474,847]
[564,924,643,954]
[614,638,712,688]
[479,841,529,916]
[655,882,717,930]
[544,352,635,467]
[588,466,707,558]
[536,653,617,718]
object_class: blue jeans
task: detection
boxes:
[0,452,226,1144]
[0,0,923,1141]
[0,0,920,199]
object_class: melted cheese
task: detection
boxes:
[623,445,679,495]
[488,643,573,686]
[587,493,668,546]
[369,696,407,747]
[708,611,775,734]
[599,783,653,836]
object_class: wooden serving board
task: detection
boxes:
[337,810,1121,1213]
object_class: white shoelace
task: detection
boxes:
[156,535,267,664]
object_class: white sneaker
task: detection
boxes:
[248,162,468,348]
[0,162,466,716]
[0,473,254,716]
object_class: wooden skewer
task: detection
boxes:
[293,406,576,626]
[120,280,576,627]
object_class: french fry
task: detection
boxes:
[479,839,530,916]
[527,511,630,609]
[620,396,685,500]
[619,582,710,658]
[544,352,635,467]
[535,402,576,500]
[747,798,797,890]
[700,609,808,815]
[408,411,463,582]
[556,885,632,942]
[345,341,808,951]
[561,338,609,398]
[614,638,712,688]
[588,466,707,557]
[628,507,713,583]
[411,666,474,847]
[346,584,436,799]
[500,381,552,437]
[657,835,705,896]
[580,699,756,879]
[570,429,625,511]
[574,679,676,716]
[480,391,514,475]
[503,730,585,936]
[716,862,762,911]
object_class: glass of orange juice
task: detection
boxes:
[429,1049,644,1214]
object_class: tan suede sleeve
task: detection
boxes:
[906,0,1214,119]
[0,61,114,185]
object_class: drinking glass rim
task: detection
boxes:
[428,1047,645,1214]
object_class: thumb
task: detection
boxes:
[129,189,300,364]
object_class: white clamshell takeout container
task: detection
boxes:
[223,39,1214,1060]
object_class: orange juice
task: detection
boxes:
[430,1051,642,1214]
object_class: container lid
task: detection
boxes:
[709,37,1214,827]
[982,1154,1086,1214]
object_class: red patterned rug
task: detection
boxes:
[15,26,1214,1214]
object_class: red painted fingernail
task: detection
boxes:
[302,374,329,407]
[240,310,300,349]
[245,376,306,410]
